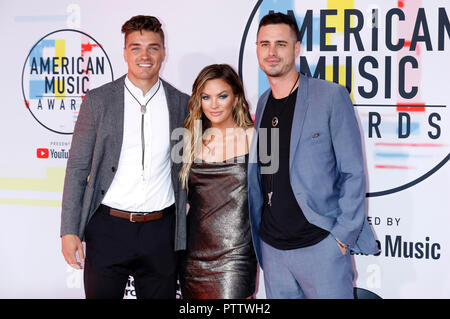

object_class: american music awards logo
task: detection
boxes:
[22,29,114,135]
[239,0,449,197]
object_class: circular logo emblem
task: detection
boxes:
[22,29,114,134]
[239,0,449,197]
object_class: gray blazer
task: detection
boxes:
[248,74,379,267]
[60,74,189,251]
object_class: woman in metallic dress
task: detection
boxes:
[179,64,257,299]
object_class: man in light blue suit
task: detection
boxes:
[248,12,379,299]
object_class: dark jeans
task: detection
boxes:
[83,204,177,299]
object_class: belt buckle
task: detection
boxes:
[129,212,144,222]
[129,212,148,222]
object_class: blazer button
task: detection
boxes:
[112,166,116,173]
[101,190,105,195]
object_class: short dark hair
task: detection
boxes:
[121,15,165,47]
[257,12,300,41]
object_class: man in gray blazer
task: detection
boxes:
[60,15,189,299]
[248,13,379,298]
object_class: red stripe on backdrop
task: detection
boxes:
[397,102,425,112]
[375,142,445,147]
[375,165,415,169]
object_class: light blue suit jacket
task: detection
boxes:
[248,74,379,268]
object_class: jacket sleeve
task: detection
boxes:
[60,92,97,237]
[329,85,366,247]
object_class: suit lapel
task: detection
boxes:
[161,79,179,152]
[289,74,309,170]
[249,89,270,166]
[254,90,271,131]
[110,75,126,163]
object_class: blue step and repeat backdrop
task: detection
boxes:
[1,0,449,298]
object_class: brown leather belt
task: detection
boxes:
[109,204,174,223]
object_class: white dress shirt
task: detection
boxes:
[102,76,175,212]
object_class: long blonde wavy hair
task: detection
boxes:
[179,64,253,190]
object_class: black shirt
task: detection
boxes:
[258,88,329,250]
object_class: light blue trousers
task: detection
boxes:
[261,233,355,299]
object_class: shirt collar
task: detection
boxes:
[125,76,161,100]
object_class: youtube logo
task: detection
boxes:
[36,147,70,159]
[37,148,49,159]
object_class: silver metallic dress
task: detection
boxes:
[180,154,257,299]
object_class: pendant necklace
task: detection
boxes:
[124,80,161,173]
[271,72,300,128]
[267,72,300,207]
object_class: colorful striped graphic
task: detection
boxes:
[0,167,65,206]
[55,39,66,100]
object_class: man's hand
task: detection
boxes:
[62,234,85,269]
[335,238,348,256]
